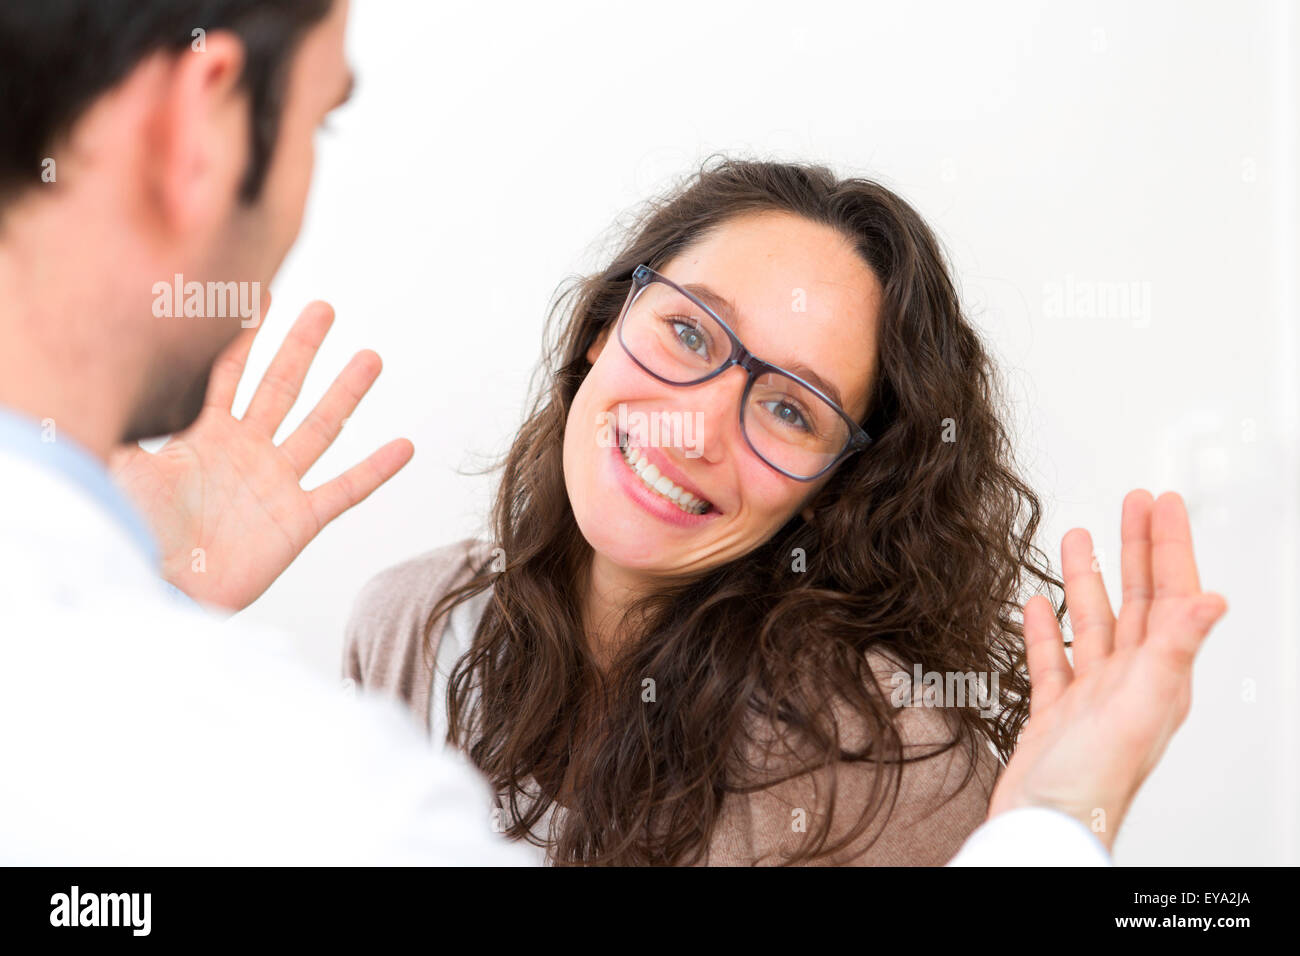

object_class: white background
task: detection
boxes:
[231,0,1298,865]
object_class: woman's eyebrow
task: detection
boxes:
[683,281,849,409]
[683,282,742,327]
[781,361,847,409]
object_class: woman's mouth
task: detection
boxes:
[617,430,715,515]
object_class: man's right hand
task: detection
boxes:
[110,299,414,612]
[988,489,1228,851]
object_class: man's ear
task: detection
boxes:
[585,324,612,364]
[149,32,247,237]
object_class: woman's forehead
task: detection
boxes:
[661,212,881,417]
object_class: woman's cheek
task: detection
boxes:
[736,462,801,525]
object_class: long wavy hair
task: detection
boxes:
[429,157,1065,865]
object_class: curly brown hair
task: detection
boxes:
[428,157,1065,865]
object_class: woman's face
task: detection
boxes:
[563,210,882,580]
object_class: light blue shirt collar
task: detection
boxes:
[0,406,160,567]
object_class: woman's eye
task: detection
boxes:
[672,319,709,357]
[762,400,812,433]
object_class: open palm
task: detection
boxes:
[987,489,1228,849]
[110,299,413,611]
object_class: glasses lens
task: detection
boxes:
[619,280,730,384]
[743,370,851,479]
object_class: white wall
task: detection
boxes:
[232,0,1298,865]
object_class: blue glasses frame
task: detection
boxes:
[614,264,873,482]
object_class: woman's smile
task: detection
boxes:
[608,427,721,527]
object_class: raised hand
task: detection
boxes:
[987,489,1228,851]
[110,299,414,611]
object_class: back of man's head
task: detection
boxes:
[0,0,348,450]
[0,0,333,212]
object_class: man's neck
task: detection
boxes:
[0,201,138,463]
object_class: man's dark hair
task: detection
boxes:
[0,0,334,211]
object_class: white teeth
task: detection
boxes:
[618,434,711,515]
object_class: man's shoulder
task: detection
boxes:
[0,591,526,865]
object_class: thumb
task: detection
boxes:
[1023,594,1073,716]
[1151,592,1228,670]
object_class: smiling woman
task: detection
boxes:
[345,158,1064,866]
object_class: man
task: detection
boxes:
[0,0,1226,865]
[0,0,526,865]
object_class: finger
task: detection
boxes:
[1023,594,1073,717]
[1061,527,1117,676]
[205,328,258,413]
[242,300,335,438]
[307,438,415,528]
[1148,491,1210,643]
[205,291,271,413]
[279,350,383,477]
[1115,489,1155,650]
[1151,491,1202,599]
[1145,591,1228,675]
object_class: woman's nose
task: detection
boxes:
[680,366,748,465]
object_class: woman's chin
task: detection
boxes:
[573,507,677,570]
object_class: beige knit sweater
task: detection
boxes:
[343,537,999,865]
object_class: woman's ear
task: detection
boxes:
[585,325,612,365]
[801,505,815,523]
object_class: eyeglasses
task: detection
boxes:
[614,264,873,482]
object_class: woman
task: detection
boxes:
[342,159,1060,865]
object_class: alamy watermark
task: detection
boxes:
[595,403,705,458]
[152,273,261,328]
[50,886,151,937]
[1042,275,1151,328]
[890,664,1000,717]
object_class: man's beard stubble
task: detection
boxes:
[121,348,218,444]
